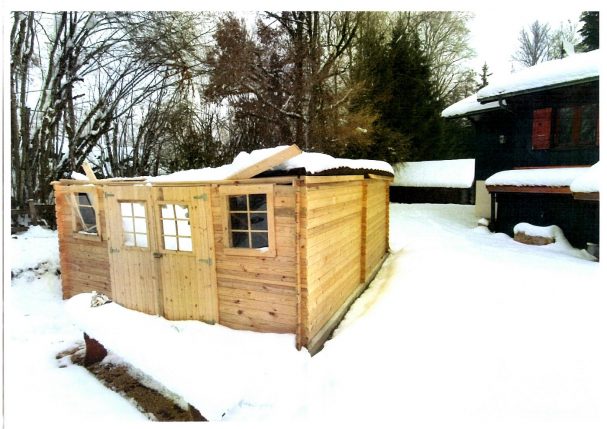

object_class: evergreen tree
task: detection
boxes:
[478,62,491,90]
[577,11,599,51]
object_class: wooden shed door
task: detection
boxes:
[105,185,217,323]
[153,186,217,323]
[105,185,161,315]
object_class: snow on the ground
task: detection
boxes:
[392,159,475,188]
[485,166,590,187]
[477,49,600,101]
[5,205,606,428]
[570,162,600,193]
[441,94,501,118]
[4,229,148,427]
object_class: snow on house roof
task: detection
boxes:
[477,50,600,102]
[392,159,475,188]
[441,94,501,118]
[147,145,394,183]
[485,166,591,188]
[570,162,600,193]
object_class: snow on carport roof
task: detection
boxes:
[441,94,501,118]
[477,49,600,102]
[392,159,475,188]
[485,166,591,188]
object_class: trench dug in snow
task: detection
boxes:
[55,342,206,421]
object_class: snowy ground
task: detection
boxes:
[4,206,606,428]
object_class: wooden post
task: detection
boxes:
[490,192,496,231]
[28,199,38,226]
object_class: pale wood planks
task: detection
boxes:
[53,184,112,299]
[226,144,301,180]
[212,183,298,334]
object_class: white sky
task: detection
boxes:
[466,9,585,81]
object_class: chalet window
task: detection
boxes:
[159,204,192,252]
[219,184,276,257]
[69,186,100,240]
[120,201,148,248]
[532,104,598,150]
[555,104,598,147]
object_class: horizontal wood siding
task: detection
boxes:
[301,180,364,345]
[364,180,389,281]
[212,184,298,333]
[53,184,112,299]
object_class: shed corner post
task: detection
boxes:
[490,192,497,232]
[294,178,305,350]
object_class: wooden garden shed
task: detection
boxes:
[53,145,392,353]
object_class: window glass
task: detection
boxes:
[74,192,97,234]
[580,104,598,145]
[120,202,148,248]
[556,107,574,147]
[160,204,192,252]
[228,194,269,249]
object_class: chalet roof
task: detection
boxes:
[392,159,475,188]
[441,94,501,118]
[570,162,600,193]
[477,49,600,102]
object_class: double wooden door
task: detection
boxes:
[105,185,217,323]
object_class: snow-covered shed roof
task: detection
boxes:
[485,166,591,188]
[477,50,600,102]
[147,145,394,183]
[392,159,475,188]
[441,94,501,118]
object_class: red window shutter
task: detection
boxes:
[532,108,552,150]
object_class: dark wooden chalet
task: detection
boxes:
[442,50,599,249]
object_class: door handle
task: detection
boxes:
[153,252,163,258]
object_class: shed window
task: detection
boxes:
[120,202,148,248]
[159,204,192,252]
[228,194,269,249]
[73,192,98,234]
[219,184,276,257]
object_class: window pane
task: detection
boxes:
[164,235,178,251]
[136,233,148,248]
[232,232,249,248]
[120,202,132,216]
[177,220,191,237]
[251,232,269,248]
[230,213,248,230]
[229,195,247,211]
[124,232,135,246]
[250,213,267,230]
[178,237,192,252]
[78,193,92,206]
[580,104,598,145]
[122,218,134,232]
[249,194,267,211]
[162,219,176,235]
[174,205,189,219]
[556,107,574,146]
[133,202,146,217]
[161,204,174,219]
[134,217,147,234]
[79,206,96,228]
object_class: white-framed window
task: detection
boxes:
[119,201,149,248]
[159,203,193,252]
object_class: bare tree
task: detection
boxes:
[512,20,552,67]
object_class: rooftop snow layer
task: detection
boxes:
[441,94,501,118]
[477,50,600,101]
[147,146,291,183]
[148,146,394,183]
[392,159,475,188]
[273,152,394,175]
[485,167,590,187]
[570,162,600,193]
